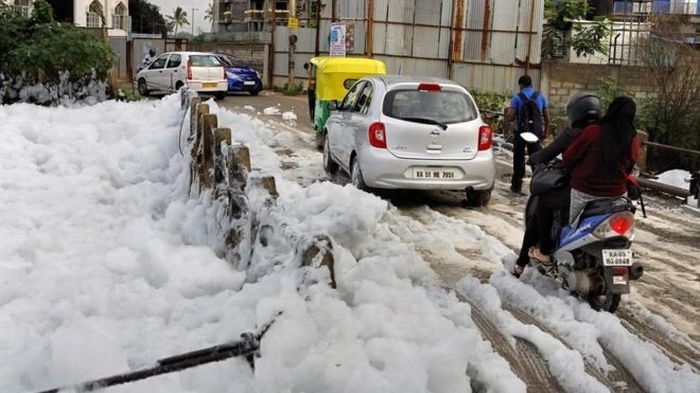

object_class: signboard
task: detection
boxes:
[330,22,346,57]
[345,22,355,53]
[288,16,299,30]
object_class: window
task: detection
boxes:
[87,0,103,28]
[149,55,168,69]
[167,54,182,68]
[189,55,222,67]
[383,89,478,124]
[354,83,373,114]
[113,2,127,30]
[340,81,365,111]
[14,0,31,16]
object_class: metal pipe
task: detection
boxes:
[314,0,321,56]
[366,0,374,56]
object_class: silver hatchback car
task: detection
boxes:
[323,76,496,206]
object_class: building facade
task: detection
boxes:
[4,0,130,36]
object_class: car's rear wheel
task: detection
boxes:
[323,134,338,175]
[215,92,226,100]
[175,81,184,91]
[466,188,492,207]
[137,79,149,96]
[351,158,367,191]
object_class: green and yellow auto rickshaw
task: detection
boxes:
[306,56,387,148]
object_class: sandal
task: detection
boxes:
[528,248,552,265]
[512,264,525,278]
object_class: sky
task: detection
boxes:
[149,0,214,34]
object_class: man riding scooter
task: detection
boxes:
[513,93,602,277]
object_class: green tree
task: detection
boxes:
[128,0,168,36]
[204,1,214,30]
[544,0,611,58]
[166,6,189,35]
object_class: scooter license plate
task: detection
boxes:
[602,249,633,266]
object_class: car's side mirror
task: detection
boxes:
[328,100,339,111]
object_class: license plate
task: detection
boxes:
[412,167,459,180]
[202,82,217,88]
[602,249,633,266]
[244,81,256,86]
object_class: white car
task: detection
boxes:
[323,76,496,206]
[136,52,228,98]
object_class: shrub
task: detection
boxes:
[0,1,116,104]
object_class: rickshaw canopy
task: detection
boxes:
[310,57,387,100]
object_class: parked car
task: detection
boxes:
[322,76,496,206]
[213,53,263,96]
[136,51,227,98]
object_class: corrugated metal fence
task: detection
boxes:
[271,0,543,93]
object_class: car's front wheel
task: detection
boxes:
[466,188,492,207]
[351,158,367,191]
[137,79,149,96]
[323,134,338,175]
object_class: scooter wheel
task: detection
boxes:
[588,292,621,313]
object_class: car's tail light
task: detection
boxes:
[478,125,492,151]
[418,83,441,92]
[187,58,193,80]
[594,211,635,239]
[369,122,387,149]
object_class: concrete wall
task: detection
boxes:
[189,42,266,72]
[541,61,657,108]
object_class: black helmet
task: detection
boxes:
[566,92,601,127]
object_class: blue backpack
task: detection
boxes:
[517,91,543,137]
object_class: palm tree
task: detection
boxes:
[204,2,214,30]
[166,7,190,35]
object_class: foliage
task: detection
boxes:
[204,1,214,27]
[0,1,115,89]
[278,83,304,96]
[166,7,190,35]
[635,15,700,171]
[128,0,168,36]
[595,76,631,111]
[469,89,510,115]
[544,0,611,58]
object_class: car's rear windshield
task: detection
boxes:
[190,55,222,67]
[383,89,478,124]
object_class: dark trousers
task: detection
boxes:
[511,135,541,189]
[307,89,316,122]
[516,187,570,267]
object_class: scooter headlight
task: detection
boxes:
[594,211,635,239]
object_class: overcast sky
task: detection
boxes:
[148,0,214,34]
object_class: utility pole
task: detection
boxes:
[192,7,198,36]
[332,0,337,22]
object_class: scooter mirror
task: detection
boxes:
[520,132,539,143]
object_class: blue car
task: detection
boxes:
[214,54,263,96]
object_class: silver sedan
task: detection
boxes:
[322,75,496,206]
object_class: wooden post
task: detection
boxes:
[200,113,218,189]
[637,130,649,174]
[301,235,336,288]
[229,144,251,190]
[189,96,201,137]
[214,128,232,185]
[525,0,537,74]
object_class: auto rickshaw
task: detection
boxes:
[306,56,387,148]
